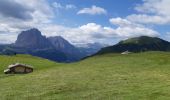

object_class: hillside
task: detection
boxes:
[0,55,61,74]
[119,36,163,45]
[1,52,170,99]
[97,36,170,54]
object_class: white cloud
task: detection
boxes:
[109,17,159,38]
[0,33,17,44]
[66,4,76,9]
[0,20,159,45]
[109,17,142,27]
[113,26,158,38]
[127,14,170,25]
[39,23,115,45]
[110,18,132,27]
[39,21,158,46]
[0,0,54,44]
[52,2,76,10]
[77,5,107,15]
[127,0,170,25]
[52,2,62,9]
[0,0,54,27]
[0,0,161,46]
[15,0,54,22]
[80,23,102,34]
[135,0,170,16]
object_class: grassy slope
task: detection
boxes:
[1,52,170,100]
[120,36,162,45]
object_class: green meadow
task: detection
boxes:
[1,52,170,100]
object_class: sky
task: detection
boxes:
[0,0,170,46]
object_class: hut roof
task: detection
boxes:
[4,69,10,73]
[8,63,33,69]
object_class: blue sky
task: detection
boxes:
[49,0,142,26]
[0,0,170,46]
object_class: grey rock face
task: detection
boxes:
[15,28,52,49]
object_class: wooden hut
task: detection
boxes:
[4,63,33,74]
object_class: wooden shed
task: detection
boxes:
[4,63,33,74]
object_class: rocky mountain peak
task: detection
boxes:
[15,28,52,49]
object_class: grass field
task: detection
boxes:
[1,52,170,100]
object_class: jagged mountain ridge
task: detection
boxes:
[13,28,84,62]
[1,28,100,62]
[9,28,68,62]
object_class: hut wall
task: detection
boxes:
[13,66,25,73]
[25,68,33,73]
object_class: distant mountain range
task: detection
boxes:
[2,28,170,62]
[78,43,106,56]
[0,28,103,62]
[97,36,170,55]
